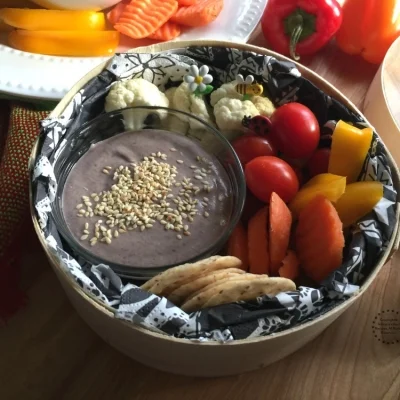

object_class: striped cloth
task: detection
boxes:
[0,101,50,323]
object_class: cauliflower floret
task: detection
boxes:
[172,82,215,131]
[105,78,169,130]
[214,98,259,140]
[164,87,177,104]
[251,96,276,117]
[164,86,189,133]
[210,81,242,107]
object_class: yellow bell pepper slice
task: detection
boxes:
[328,120,373,184]
[302,173,345,189]
[289,173,346,218]
[8,30,119,57]
[0,8,106,31]
[335,181,384,227]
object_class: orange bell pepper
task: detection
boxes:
[328,120,373,184]
[289,173,346,218]
[0,9,106,31]
[335,181,384,227]
[335,0,400,64]
[8,30,119,57]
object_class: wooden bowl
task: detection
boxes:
[29,40,400,377]
[364,36,400,165]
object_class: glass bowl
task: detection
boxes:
[51,106,246,280]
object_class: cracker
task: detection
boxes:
[141,256,242,295]
[167,268,245,305]
[181,276,295,312]
[181,274,261,312]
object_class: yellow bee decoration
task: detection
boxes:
[235,74,264,96]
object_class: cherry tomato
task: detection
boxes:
[232,136,277,166]
[307,148,331,177]
[293,166,306,187]
[241,189,265,225]
[245,156,299,203]
[270,103,320,159]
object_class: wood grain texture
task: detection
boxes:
[1,33,400,400]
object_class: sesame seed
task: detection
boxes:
[76,204,83,209]
[102,169,110,174]
[84,222,89,229]
[80,235,89,240]
[105,237,112,244]
[196,156,201,161]
[183,231,191,236]
[83,230,89,235]
[190,165,197,169]
[114,230,119,238]
[194,175,203,180]
[218,194,224,201]
[204,212,210,218]
[176,160,184,164]
[170,148,177,152]
[177,234,182,240]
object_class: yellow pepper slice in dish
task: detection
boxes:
[328,120,373,184]
[335,181,384,227]
[302,173,345,189]
[8,30,119,57]
[0,8,106,31]
[289,173,346,219]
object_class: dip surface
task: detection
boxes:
[62,129,233,268]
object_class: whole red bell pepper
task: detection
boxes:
[261,0,343,60]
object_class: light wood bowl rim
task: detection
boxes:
[29,39,400,346]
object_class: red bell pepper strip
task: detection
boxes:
[335,0,400,64]
[261,0,343,60]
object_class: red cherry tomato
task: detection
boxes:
[292,166,305,186]
[245,156,299,203]
[270,103,320,159]
[232,136,277,166]
[307,148,331,177]
[241,189,265,225]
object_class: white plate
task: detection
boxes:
[0,0,267,100]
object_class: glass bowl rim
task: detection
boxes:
[52,105,247,277]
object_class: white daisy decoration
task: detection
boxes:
[184,65,213,93]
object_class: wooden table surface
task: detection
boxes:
[1,31,400,400]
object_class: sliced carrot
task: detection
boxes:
[248,206,270,275]
[107,0,129,26]
[279,250,300,280]
[269,192,292,276]
[114,0,179,39]
[171,0,224,27]
[295,195,345,283]
[227,221,249,271]
[147,21,182,41]
[178,0,198,5]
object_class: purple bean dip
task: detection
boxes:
[62,129,233,268]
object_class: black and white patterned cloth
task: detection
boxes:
[31,46,398,342]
